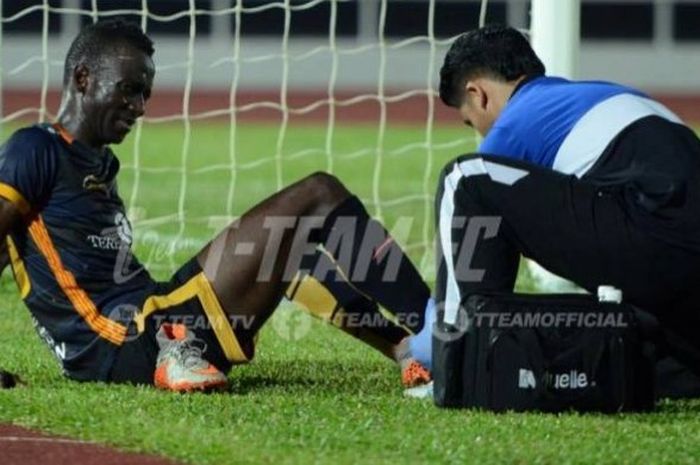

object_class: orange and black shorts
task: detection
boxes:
[108,258,254,385]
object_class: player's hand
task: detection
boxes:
[408,298,436,370]
[0,369,23,389]
[0,241,9,276]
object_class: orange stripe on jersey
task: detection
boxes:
[28,215,126,345]
[51,123,74,145]
[0,183,31,215]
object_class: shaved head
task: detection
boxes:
[63,18,154,88]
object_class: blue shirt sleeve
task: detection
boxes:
[0,127,58,214]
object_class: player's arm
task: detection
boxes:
[0,130,54,391]
[0,240,7,277]
[0,197,24,391]
[0,197,21,275]
[0,128,58,277]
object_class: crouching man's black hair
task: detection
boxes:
[439,25,545,107]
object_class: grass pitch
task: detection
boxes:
[1,122,699,465]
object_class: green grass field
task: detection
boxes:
[1,122,699,465]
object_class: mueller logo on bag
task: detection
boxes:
[518,369,536,389]
[518,369,589,390]
[547,370,589,390]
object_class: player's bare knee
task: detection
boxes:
[304,171,350,206]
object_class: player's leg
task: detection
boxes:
[114,172,429,391]
[284,248,413,360]
[196,172,430,361]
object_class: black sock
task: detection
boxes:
[288,249,411,346]
[310,195,430,333]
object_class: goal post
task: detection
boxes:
[531,0,581,79]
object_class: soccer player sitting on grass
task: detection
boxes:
[409,25,700,394]
[0,19,432,392]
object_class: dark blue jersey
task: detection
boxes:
[479,77,684,177]
[0,124,153,380]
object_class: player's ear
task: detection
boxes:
[464,80,487,111]
[73,64,90,95]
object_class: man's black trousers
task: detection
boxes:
[434,150,700,379]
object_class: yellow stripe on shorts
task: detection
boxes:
[137,272,248,363]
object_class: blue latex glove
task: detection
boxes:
[408,297,436,370]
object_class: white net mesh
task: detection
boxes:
[0,0,507,278]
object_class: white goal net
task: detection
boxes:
[1,0,572,290]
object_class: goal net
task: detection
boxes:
[0,0,573,290]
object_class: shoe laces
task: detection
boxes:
[175,337,211,370]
